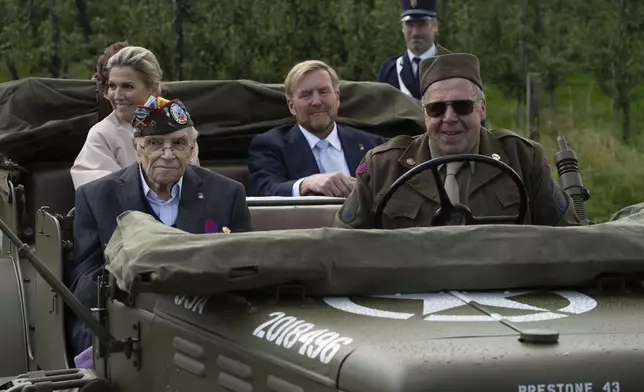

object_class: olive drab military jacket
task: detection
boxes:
[334,128,581,229]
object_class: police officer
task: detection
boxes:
[335,53,581,229]
[377,0,450,100]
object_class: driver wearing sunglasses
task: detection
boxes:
[334,52,580,229]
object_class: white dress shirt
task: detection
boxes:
[407,43,437,76]
[139,164,184,226]
[291,123,351,197]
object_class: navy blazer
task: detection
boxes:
[66,163,251,356]
[377,52,422,100]
[248,124,387,197]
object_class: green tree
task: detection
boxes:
[529,0,585,108]
[579,0,644,142]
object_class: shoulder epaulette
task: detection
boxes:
[490,128,539,146]
[371,135,416,155]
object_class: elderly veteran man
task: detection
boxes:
[335,53,580,229]
[66,96,251,358]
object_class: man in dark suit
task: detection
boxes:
[377,0,450,100]
[66,96,251,359]
[248,60,387,197]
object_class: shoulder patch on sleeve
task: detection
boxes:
[339,196,357,223]
[356,161,368,174]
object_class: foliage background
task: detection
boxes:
[0,0,643,222]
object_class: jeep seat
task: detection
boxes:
[247,197,344,231]
[200,160,248,191]
[24,162,76,218]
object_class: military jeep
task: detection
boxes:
[0,77,642,392]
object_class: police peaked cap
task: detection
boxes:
[401,0,437,21]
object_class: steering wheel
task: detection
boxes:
[372,154,529,228]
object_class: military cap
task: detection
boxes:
[132,95,194,137]
[419,53,483,96]
[401,0,436,21]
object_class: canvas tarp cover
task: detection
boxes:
[0,77,424,164]
[105,210,644,296]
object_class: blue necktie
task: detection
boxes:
[316,139,343,174]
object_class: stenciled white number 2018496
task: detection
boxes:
[252,312,353,365]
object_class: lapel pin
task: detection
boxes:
[359,144,364,151]
[198,192,204,199]
[491,153,501,161]
[406,158,416,166]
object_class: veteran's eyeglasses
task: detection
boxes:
[138,138,194,155]
[422,99,481,118]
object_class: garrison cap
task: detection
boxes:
[132,95,194,137]
[419,53,483,96]
[401,0,436,21]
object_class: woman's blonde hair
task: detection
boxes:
[106,46,163,94]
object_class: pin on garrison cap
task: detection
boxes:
[132,95,194,137]
[418,53,483,96]
[401,0,436,21]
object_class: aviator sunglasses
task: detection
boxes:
[422,99,480,118]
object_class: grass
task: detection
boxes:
[539,121,644,223]
[2,63,642,222]
[484,75,644,223]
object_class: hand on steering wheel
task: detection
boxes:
[372,154,529,228]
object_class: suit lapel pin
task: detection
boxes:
[359,144,364,151]
[198,192,204,199]
[491,153,501,161]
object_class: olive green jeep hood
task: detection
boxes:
[104,209,644,296]
[100,208,644,392]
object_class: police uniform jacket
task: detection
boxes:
[377,44,451,100]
